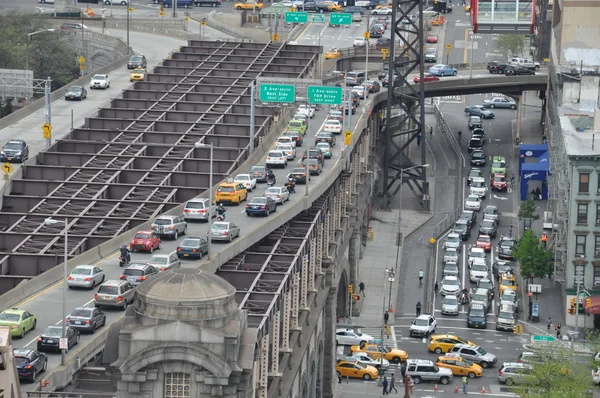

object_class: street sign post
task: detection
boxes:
[307,86,343,105]
[285,12,308,23]
[259,84,296,103]
[330,13,352,25]
[1,162,13,176]
[311,14,325,23]
[42,122,52,139]
[531,334,556,343]
[344,130,352,146]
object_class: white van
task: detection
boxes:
[509,57,540,70]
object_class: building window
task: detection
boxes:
[577,204,588,224]
[579,173,590,193]
[594,267,600,286]
[596,236,600,257]
[165,373,191,398]
[576,235,587,255]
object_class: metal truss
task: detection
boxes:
[382,0,428,207]
[0,41,319,294]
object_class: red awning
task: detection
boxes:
[584,296,600,314]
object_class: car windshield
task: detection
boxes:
[478,236,491,243]
[218,186,235,192]
[251,198,268,204]
[70,308,92,317]
[289,121,302,127]
[470,309,486,317]
[181,239,200,247]
[479,281,493,288]
[149,256,168,264]
[445,264,458,271]
[44,327,62,336]
[501,279,516,286]
[453,224,466,232]
[446,249,458,256]
[98,286,118,295]
[250,166,265,173]
[124,269,144,277]
[185,201,205,209]
[70,86,83,92]
[502,292,516,301]
[268,151,283,157]
[443,296,457,305]
[481,220,494,228]
[475,347,487,355]
[501,239,515,248]
[93,75,106,81]
[0,313,19,322]
[499,311,514,319]
[130,56,143,62]
[265,188,280,194]
[492,161,505,168]
[470,250,485,258]
[467,195,479,202]
[326,121,339,125]
[414,318,429,326]
[485,208,497,216]
[15,357,29,366]
[212,223,228,230]
[235,175,249,181]
[153,219,171,225]
[493,175,506,182]
[472,180,484,188]
[134,233,149,239]
[472,264,487,272]
[472,152,485,159]
[444,278,458,286]
[317,144,329,150]
[71,267,92,275]
[447,236,460,243]
[4,143,21,150]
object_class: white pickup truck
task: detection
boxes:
[509,57,540,71]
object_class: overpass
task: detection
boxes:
[0,40,548,398]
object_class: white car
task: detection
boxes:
[444,232,462,249]
[468,247,486,266]
[441,275,461,296]
[443,247,460,264]
[353,37,367,47]
[469,177,487,199]
[441,295,459,315]
[234,173,257,192]
[276,143,296,160]
[104,0,129,4]
[296,104,314,118]
[335,328,375,346]
[67,264,105,289]
[469,261,489,283]
[409,314,437,337]
[90,74,110,89]
[277,136,296,149]
[423,7,439,15]
[352,86,367,99]
[266,150,288,168]
[323,120,342,134]
[464,194,481,211]
[263,186,290,204]
[372,7,392,14]
[593,367,600,386]
[352,352,390,368]
[499,289,518,310]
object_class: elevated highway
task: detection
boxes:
[0,38,548,398]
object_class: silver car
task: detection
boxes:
[121,263,159,286]
[94,280,136,310]
[183,198,215,221]
[147,253,181,272]
[209,221,240,242]
[444,233,461,249]
[67,265,105,289]
[264,187,290,204]
[151,215,187,240]
[483,205,499,223]
[67,307,106,333]
[441,295,459,315]
[443,247,460,263]
[443,262,459,278]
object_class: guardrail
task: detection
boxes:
[206,11,254,41]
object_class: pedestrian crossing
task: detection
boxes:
[360,327,398,348]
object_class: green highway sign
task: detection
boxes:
[307,86,343,105]
[330,13,352,26]
[531,334,556,343]
[285,12,308,23]
[311,14,325,23]
[259,84,296,103]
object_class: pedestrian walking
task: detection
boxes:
[434,281,439,295]
[462,375,468,393]
[389,373,398,393]
[384,311,389,325]
[542,134,547,144]
[509,225,513,238]
[359,281,366,296]
[429,125,433,137]
[416,301,422,317]
[382,376,389,395]
[556,321,562,339]
[510,174,515,186]
[337,373,342,383]
[416,133,422,146]
[407,375,414,394]
[541,233,548,248]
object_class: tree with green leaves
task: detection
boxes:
[513,229,552,281]
[519,199,539,221]
[496,34,528,57]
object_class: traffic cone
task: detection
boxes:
[481,385,487,393]
[434,383,438,392]
[454,384,459,393]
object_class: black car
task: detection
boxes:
[378,67,389,80]
[472,128,485,140]
[0,139,29,163]
[127,54,147,69]
[468,137,484,153]
[37,325,80,352]
[245,197,277,217]
[65,85,87,101]
[177,237,209,259]
[315,131,336,146]
[302,147,326,165]
[487,60,510,74]
[493,260,514,280]
[366,80,381,93]
[67,307,106,333]
[497,237,516,260]
[290,167,310,184]
[453,219,471,240]
[459,210,477,228]
[479,218,497,238]
[248,165,269,183]
[14,348,47,383]
[470,150,486,166]
[285,131,304,147]
[505,65,535,76]
[370,27,384,38]
[464,105,495,119]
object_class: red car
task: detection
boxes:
[490,173,508,191]
[129,230,161,253]
[413,73,440,83]
[426,34,438,43]
[476,234,493,252]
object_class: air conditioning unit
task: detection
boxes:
[595,249,600,257]
[596,218,600,224]
[594,281,600,287]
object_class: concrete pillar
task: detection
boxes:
[516,95,522,143]
[322,287,338,398]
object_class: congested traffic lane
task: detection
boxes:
[13,84,383,388]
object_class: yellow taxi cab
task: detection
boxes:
[234,1,264,10]
[130,68,147,82]
[436,354,483,378]
[325,48,342,59]
[428,334,477,354]
[376,1,392,9]
[465,5,471,11]
[327,3,342,11]
[350,343,408,364]
[499,274,517,295]
[336,357,379,380]
[215,179,248,205]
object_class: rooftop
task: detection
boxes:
[560,116,600,157]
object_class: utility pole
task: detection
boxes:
[249,83,255,154]
[127,6,130,53]
[44,77,52,148]
[173,0,177,18]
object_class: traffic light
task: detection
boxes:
[569,297,576,314]
[348,285,353,294]
[586,297,592,308]
[570,297,576,307]
[352,294,360,301]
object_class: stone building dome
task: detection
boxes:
[134,268,238,324]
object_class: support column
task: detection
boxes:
[270,311,281,376]
[337,187,343,227]
[324,210,331,257]
[258,337,269,398]
[301,254,309,310]
[322,287,338,398]
[309,237,317,291]
[516,95,523,143]
[317,222,324,274]
[282,293,291,351]
[341,180,348,217]
[291,273,300,330]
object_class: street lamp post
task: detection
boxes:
[43,217,68,366]
[195,141,214,259]
[26,29,55,71]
